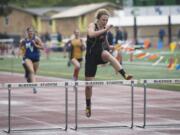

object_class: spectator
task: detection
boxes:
[115,27,123,44]
[122,28,128,41]
[44,32,51,42]
[177,29,180,48]
[159,28,166,41]
[107,30,114,45]
[57,31,62,42]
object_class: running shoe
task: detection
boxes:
[125,74,133,80]
[33,87,37,94]
[86,107,91,118]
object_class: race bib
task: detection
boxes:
[26,42,33,52]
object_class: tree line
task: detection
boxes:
[9,0,117,7]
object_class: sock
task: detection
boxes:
[119,69,126,78]
[73,68,79,80]
[86,99,91,108]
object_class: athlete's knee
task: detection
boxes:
[28,69,35,74]
[86,86,92,91]
[75,65,80,70]
[102,51,111,60]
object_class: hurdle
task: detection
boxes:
[70,80,138,130]
[137,79,180,128]
[2,81,68,133]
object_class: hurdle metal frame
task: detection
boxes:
[70,80,137,130]
[2,82,69,133]
[137,79,180,128]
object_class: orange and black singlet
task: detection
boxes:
[86,23,108,55]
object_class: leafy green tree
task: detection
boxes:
[9,0,118,7]
[0,0,12,16]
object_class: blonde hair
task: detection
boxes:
[95,8,110,20]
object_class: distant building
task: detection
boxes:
[0,3,118,38]
[0,5,70,36]
[124,0,180,7]
[52,2,118,37]
[26,7,71,34]
[0,5,38,36]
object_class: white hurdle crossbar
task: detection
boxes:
[70,80,138,130]
[0,38,14,43]
[138,79,180,128]
[2,81,69,133]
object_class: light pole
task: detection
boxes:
[168,12,172,44]
[131,8,138,45]
[133,0,138,44]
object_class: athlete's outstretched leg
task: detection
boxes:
[101,50,133,80]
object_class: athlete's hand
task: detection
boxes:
[32,40,38,45]
[106,25,113,31]
[109,45,115,51]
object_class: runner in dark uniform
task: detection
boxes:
[85,9,133,117]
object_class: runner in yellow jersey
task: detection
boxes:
[65,29,85,81]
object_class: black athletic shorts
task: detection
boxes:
[71,58,83,62]
[85,51,107,77]
[77,58,83,62]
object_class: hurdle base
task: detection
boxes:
[136,123,180,128]
[70,124,133,130]
[3,127,67,133]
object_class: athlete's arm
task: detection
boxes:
[105,35,114,51]
[63,40,71,58]
[80,39,85,51]
[87,23,113,38]
[19,39,24,48]
[18,39,25,56]
[33,36,44,50]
